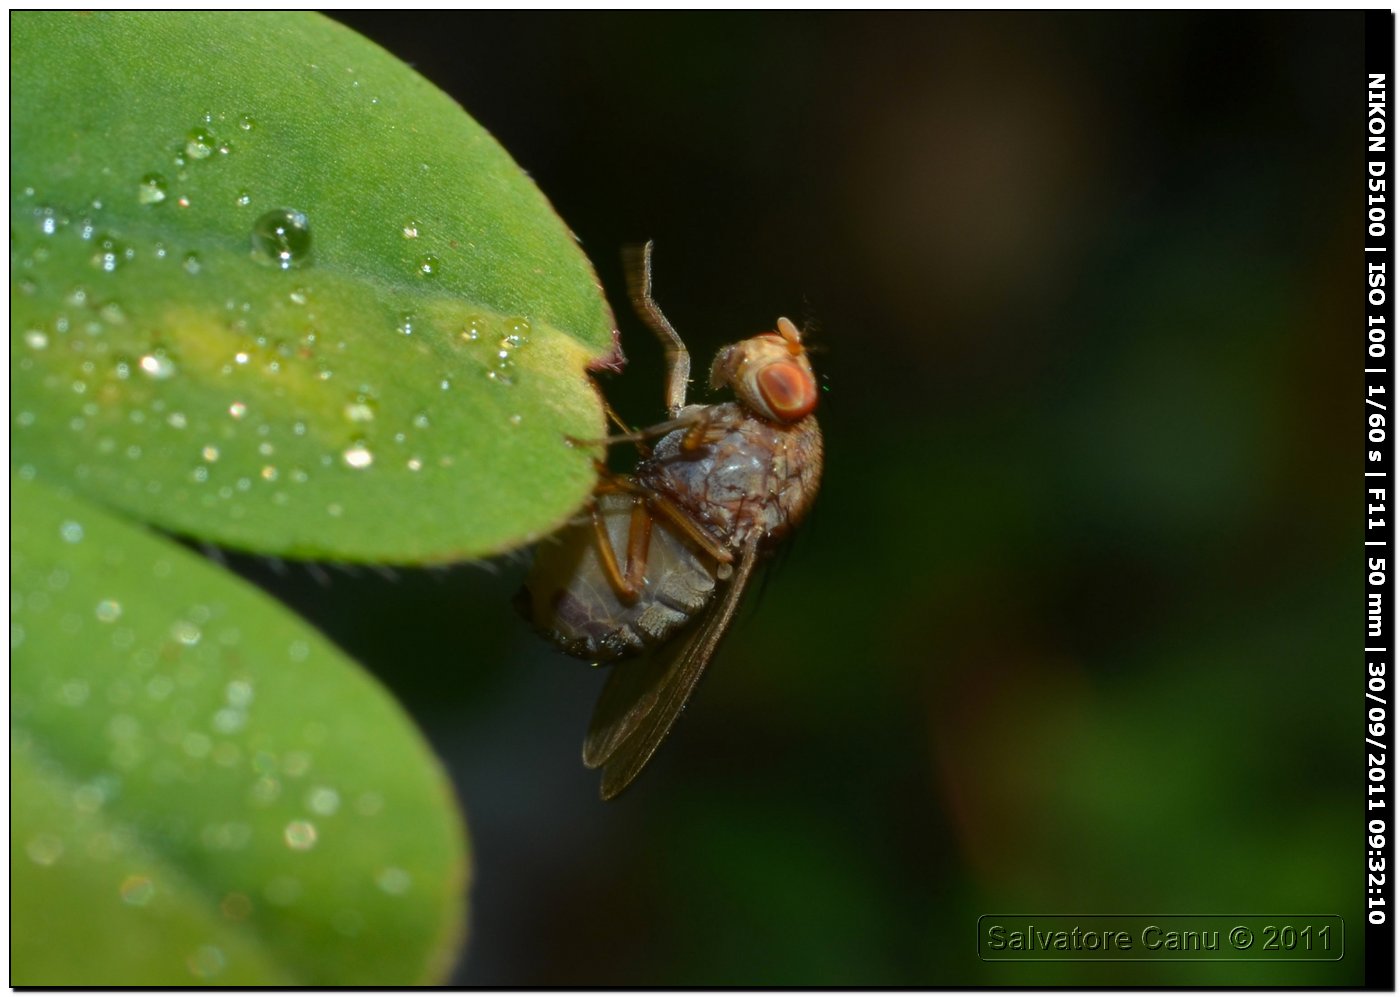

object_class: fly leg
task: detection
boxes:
[596,473,734,569]
[601,398,653,458]
[623,241,690,417]
[570,411,706,450]
[588,407,723,452]
[678,407,725,453]
[588,492,653,605]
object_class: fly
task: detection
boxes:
[518,242,823,799]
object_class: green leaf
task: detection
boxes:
[11,473,469,985]
[11,11,614,562]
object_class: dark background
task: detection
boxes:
[229,12,1364,985]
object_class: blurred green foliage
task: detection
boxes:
[12,476,467,984]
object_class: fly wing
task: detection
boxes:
[583,536,761,800]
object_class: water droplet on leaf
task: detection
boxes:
[342,444,373,469]
[344,395,376,423]
[171,620,202,646]
[185,127,217,160]
[138,173,168,205]
[251,208,312,269]
[138,352,176,379]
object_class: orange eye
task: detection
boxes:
[757,360,817,422]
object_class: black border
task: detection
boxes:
[1364,8,1395,992]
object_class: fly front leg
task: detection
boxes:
[623,241,691,417]
[567,410,707,450]
[678,407,728,453]
[600,398,652,458]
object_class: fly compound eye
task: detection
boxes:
[756,360,817,422]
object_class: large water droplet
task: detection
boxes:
[417,255,440,278]
[185,127,217,160]
[342,444,373,470]
[138,173,168,205]
[401,220,420,239]
[238,114,257,132]
[251,209,312,270]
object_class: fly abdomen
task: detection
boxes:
[520,492,717,662]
